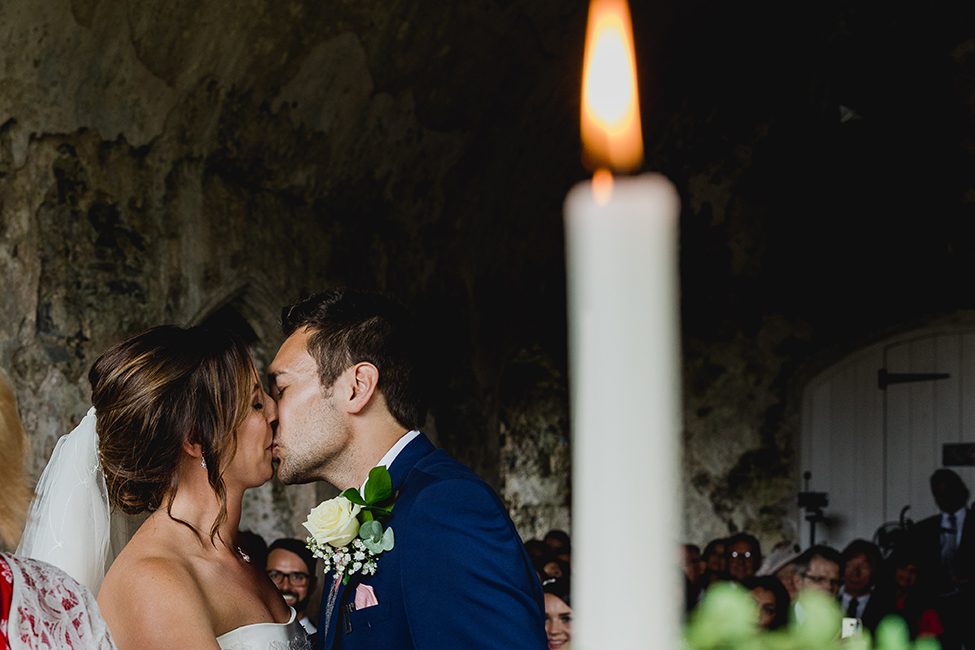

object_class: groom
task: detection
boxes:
[268,289,548,650]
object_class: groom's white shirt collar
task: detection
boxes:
[360,430,421,493]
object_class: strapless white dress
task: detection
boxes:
[216,608,311,650]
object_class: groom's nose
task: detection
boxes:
[263,391,279,426]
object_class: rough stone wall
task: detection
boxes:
[0,0,582,546]
[499,346,570,541]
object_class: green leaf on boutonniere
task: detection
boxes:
[362,538,384,554]
[340,488,367,506]
[360,520,386,554]
[360,520,383,541]
[380,527,394,552]
[364,466,392,504]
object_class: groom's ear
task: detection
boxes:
[345,362,380,414]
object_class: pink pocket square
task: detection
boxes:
[354,584,379,610]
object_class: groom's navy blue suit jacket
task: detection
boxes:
[316,433,548,650]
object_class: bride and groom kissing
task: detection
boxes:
[19,289,548,650]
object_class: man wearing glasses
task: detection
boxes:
[267,538,320,641]
[792,545,843,597]
[790,545,843,626]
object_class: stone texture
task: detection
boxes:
[0,0,579,547]
[499,346,570,541]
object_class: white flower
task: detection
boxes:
[303,497,361,548]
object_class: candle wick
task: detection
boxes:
[592,168,614,205]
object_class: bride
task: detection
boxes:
[20,326,308,650]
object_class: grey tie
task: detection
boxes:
[942,513,958,574]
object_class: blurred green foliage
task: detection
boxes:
[685,584,942,650]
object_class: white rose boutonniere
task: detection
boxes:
[304,497,361,548]
[304,466,396,585]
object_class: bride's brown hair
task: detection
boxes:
[90,325,254,541]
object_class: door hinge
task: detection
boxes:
[878,369,950,389]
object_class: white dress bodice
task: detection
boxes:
[216,608,311,650]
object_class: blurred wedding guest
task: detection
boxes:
[543,559,570,581]
[792,545,843,598]
[905,469,974,650]
[542,578,571,650]
[0,374,118,649]
[266,539,319,639]
[683,544,705,584]
[790,545,842,626]
[525,539,551,564]
[703,538,727,573]
[840,539,890,632]
[699,538,729,588]
[544,530,571,563]
[742,575,790,630]
[727,533,762,582]
[683,544,705,610]
[528,543,557,583]
[756,541,801,601]
[872,548,942,641]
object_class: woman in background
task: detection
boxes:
[699,538,729,589]
[742,575,790,631]
[871,548,943,640]
[543,577,572,650]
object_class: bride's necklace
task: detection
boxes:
[178,518,251,563]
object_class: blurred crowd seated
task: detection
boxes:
[683,468,975,649]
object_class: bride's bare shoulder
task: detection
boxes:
[102,517,197,591]
[98,529,219,650]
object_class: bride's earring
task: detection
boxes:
[201,458,207,469]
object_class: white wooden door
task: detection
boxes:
[800,329,975,551]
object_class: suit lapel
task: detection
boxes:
[317,433,434,649]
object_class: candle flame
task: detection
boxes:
[592,168,614,205]
[580,0,643,173]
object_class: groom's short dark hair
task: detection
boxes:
[281,289,425,430]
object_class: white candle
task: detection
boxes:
[566,2,684,644]
[564,172,682,650]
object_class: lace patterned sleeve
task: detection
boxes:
[3,554,117,650]
[1,555,13,650]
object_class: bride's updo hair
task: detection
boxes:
[90,325,255,538]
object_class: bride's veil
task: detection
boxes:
[17,408,142,595]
